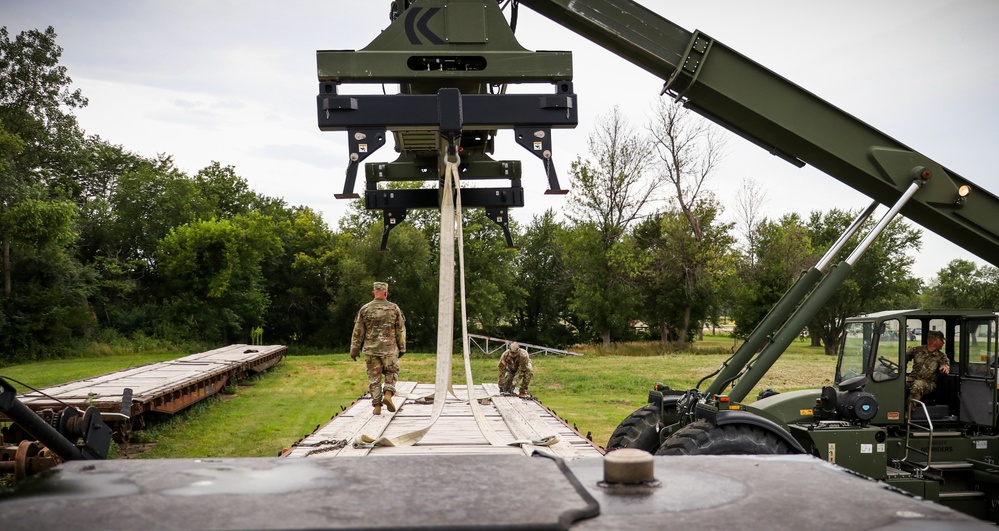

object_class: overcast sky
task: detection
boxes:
[5,1,998,282]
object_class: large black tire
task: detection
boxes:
[656,419,792,455]
[607,405,662,452]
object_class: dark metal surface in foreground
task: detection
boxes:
[0,454,988,530]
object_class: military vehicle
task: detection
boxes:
[611,308,999,522]
[3,0,999,528]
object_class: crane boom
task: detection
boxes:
[519,0,999,266]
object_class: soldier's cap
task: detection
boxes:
[373,281,389,291]
[510,342,520,351]
[928,330,945,340]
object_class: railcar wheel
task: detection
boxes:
[14,440,41,480]
[656,419,791,455]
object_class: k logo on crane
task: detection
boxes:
[405,7,445,45]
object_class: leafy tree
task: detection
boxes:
[332,184,443,350]
[731,213,814,339]
[0,26,94,357]
[0,26,88,190]
[0,118,25,296]
[564,106,656,347]
[632,213,686,344]
[456,209,521,337]
[0,118,22,165]
[806,209,922,355]
[980,267,999,309]
[732,177,768,265]
[156,213,282,343]
[1,26,88,292]
[109,158,208,266]
[924,259,999,309]
[924,259,979,308]
[511,210,576,347]
[335,177,532,351]
[0,197,89,355]
[64,140,152,333]
[76,137,147,203]
[260,206,346,346]
[634,199,735,346]
[559,222,638,346]
[74,138,151,262]
[978,266,999,308]
[193,161,258,219]
[333,220,438,350]
[645,99,728,349]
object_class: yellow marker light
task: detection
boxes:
[955,185,972,206]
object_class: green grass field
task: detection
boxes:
[0,336,837,457]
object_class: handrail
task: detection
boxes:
[903,399,935,475]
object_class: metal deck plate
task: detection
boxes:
[0,454,989,530]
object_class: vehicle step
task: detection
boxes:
[938,491,985,499]
[909,431,963,438]
[908,461,973,470]
[885,466,912,478]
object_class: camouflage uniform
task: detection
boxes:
[905,344,949,403]
[498,343,533,395]
[350,283,406,407]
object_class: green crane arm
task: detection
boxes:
[518,0,999,266]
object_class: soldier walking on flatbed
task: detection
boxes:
[350,281,407,415]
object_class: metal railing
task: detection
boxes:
[902,399,935,475]
[467,334,583,357]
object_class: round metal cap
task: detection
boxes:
[603,448,655,484]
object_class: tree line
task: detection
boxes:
[2,26,997,364]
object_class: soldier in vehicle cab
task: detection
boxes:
[905,329,949,406]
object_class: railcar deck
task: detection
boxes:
[284,381,604,458]
[0,344,285,421]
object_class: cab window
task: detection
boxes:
[839,321,873,382]
[872,319,902,382]
[966,319,995,378]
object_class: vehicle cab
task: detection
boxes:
[837,309,999,430]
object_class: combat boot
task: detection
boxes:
[519,388,527,398]
[373,405,382,415]
[384,390,396,412]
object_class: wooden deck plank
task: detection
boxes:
[287,381,603,459]
[490,395,563,455]
[366,445,525,456]
[382,417,517,444]
[284,382,420,458]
